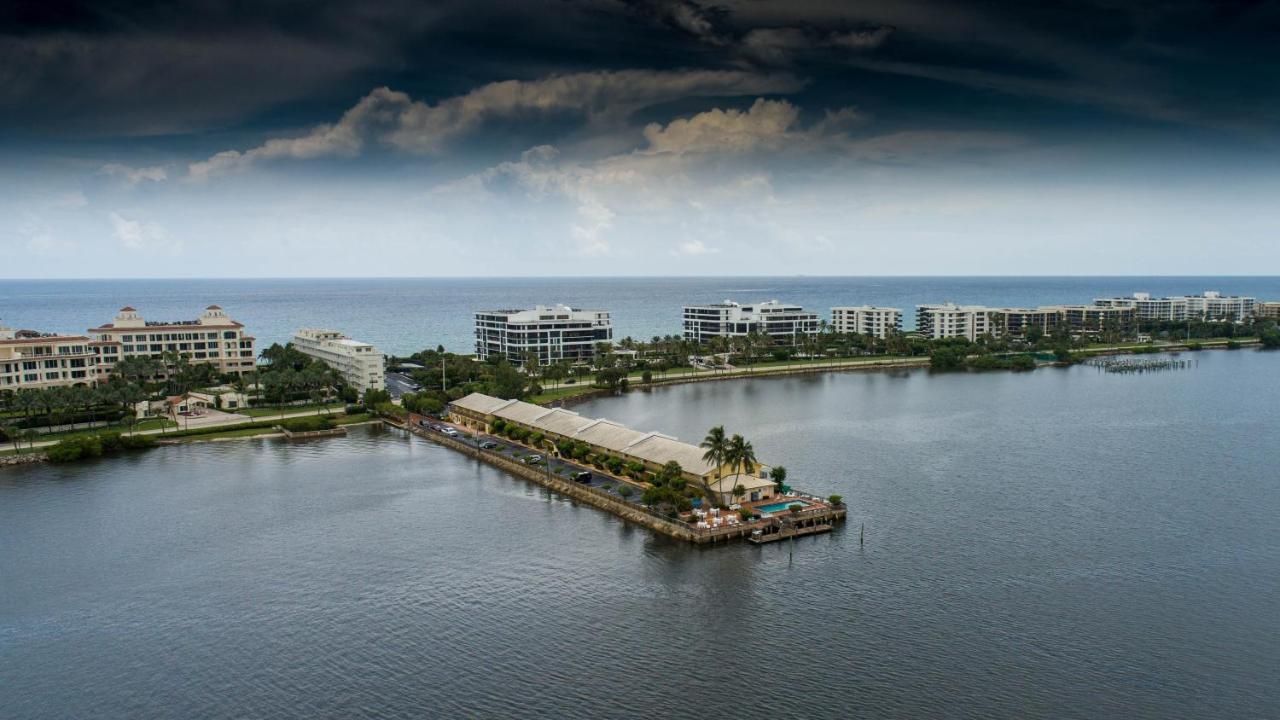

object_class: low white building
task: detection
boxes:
[474,305,613,366]
[830,306,902,338]
[291,329,385,396]
[682,300,819,345]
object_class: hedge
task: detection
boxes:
[46,432,156,463]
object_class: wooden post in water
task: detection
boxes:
[860,523,864,545]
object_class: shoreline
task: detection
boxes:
[2,419,382,466]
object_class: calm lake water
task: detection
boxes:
[2,349,1278,719]
[3,276,1279,355]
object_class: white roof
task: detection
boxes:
[451,392,518,416]
[453,393,770,478]
[710,473,775,493]
[623,434,715,474]
[570,418,649,453]
[492,400,554,426]
[531,408,596,437]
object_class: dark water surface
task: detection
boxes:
[3,350,1278,718]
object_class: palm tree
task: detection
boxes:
[727,433,757,481]
[3,423,21,455]
[117,383,147,434]
[14,388,39,429]
[699,425,728,506]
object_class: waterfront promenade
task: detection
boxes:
[14,406,346,452]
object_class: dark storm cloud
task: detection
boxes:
[3,0,1280,152]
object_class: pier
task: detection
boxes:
[388,415,846,546]
[748,522,835,545]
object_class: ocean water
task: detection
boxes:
[2,349,1277,718]
[2,276,1278,356]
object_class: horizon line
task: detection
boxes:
[3,274,1279,282]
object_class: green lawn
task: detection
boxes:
[13,417,176,444]
[167,426,287,442]
[239,403,345,417]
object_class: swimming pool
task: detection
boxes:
[756,498,810,514]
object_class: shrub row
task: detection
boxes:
[280,416,336,433]
[46,431,156,463]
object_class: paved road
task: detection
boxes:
[384,371,420,399]
[21,407,344,450]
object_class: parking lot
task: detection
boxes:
[411,415,648,505]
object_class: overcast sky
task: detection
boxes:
[3,0,1278,278]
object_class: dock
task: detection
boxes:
[748,523,834,545]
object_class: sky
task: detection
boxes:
[2,0,1279,278]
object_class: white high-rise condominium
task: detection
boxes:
[474,305,613,366]
[830,306,902,338]
[291,329,386,396]
[682,300,820,345]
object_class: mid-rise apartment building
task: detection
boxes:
[0,323,101,392]
[291,329,385,396]
[475,305,613,366]
[1094,291,1256,322]
[915,304,996,342]
[682,300,820,345]
[88,305,257,375]
[830,306,902,338]
[991,307,1060,338]
[1046,305,1136,335]
[919,303,1137,340]
[1258,302,1280,320]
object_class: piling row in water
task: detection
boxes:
[1086,357,1196,374]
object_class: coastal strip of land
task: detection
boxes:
[530,337,1260,407]
[389,412,846,546]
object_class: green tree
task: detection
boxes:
[726,434,756,482]
[770,465,787,492]
[699,425,728,506]
[487,360,527,400]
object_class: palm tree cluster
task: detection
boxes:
[256,343,347,412]
[1,379,151,445]
[698,425,759,507]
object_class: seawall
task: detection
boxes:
[386,418,844,544]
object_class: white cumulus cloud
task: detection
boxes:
[109,212,180,253]
[99,163,169,184]
[188,69,804,179]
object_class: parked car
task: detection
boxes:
[418,419,432,428]
[479,440,498,450]
[573,471,592,483]
[523,454,542,464]
[429,423,443,432]
[442,427,458,437]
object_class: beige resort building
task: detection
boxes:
[449,392,778,505]
[89,305,257,375]
[1,322,102,392]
